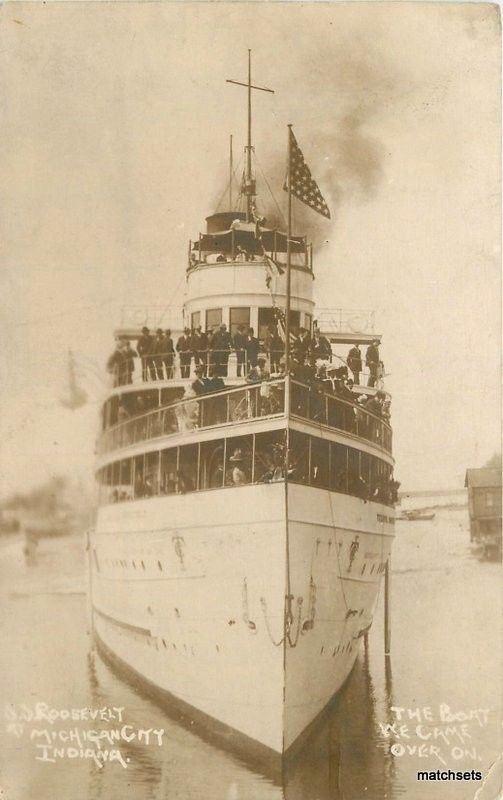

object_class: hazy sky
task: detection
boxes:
[0,1,500,496]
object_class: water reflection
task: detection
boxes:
[2,506,500,800]
[86,636,396,800]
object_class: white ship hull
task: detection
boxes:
[89,482,394,756]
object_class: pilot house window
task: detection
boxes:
[206,308,222,332]
[230,307,250,336]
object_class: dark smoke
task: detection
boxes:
[255,37,401,249]
[209,34,403,250]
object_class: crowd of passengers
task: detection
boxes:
[107,325,385,391]
[106,329,390,434]
[106,352,390,440]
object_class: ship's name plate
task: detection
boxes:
[377,513,395,524]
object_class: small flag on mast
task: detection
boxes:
[284,129,331,219]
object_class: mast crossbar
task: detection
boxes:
[225,79,274,94]
[226,51,274,221]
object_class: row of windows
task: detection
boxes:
[96,430,395,507]
[190,307,306,340]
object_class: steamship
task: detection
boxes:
[88,55,396,761]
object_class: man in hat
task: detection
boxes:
[365,392,384,418]
[233,324,247,378]
[365,339,380,387]
[264,325,284,375]
[244,327,260,372]
[106,338,126,388]
[122,340,138,385]
[137,326,155,382]
[163,329,175,379]
[293,327,311,363]
[153,328,166,380]
[191,366,208,396]
[347,343,363,385]
[189,327,202,371]
[228,448,248,486]
[212,324,232,377]
[176,328,192,379]
[311,330,332,362]
[196,327,209,377]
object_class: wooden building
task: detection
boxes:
[465,468,502,557]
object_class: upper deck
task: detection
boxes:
[96,376,392,463]
[110,304,381,392]
[95,376,395,512]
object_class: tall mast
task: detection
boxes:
[285,124,293,374]
[246,50,252,221]
[226,52,274,222]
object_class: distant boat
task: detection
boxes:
[399,510,435,521]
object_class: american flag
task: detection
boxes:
[284,129,331,219]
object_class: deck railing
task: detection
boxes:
[97,380,286,455]
[97,377,392,457]
[108,350,381,389]
[109,350,286,388]
[290,380,392,453]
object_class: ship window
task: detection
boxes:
[161,448,178,494]
[206,308,222,333]
[133,454,145,499]
[109,395,119,426]
[254,431,285,483]
[98,444,394,507]
[160,387,185,407]
[360,452,371,490]
[199,441,224,489]
[327,395,344,429]
[288,310,301,334]
[368,455,376,495]
[225,435,253,487]
[330,443,348,493]
[121,390,159,419]
[191,311,201,331]
[288,431,310,485]
[347,448,360,495]
[145,452,160,496]
[310,438,329,489]
[257,308,274,341]
[178,444,199,493]
[229,307,250,337]
[258,308,299,341]
[343,404,357,434]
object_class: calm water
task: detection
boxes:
[0,502,501,800]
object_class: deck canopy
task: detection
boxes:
[193,224,306,255]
